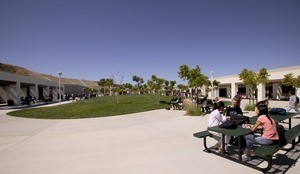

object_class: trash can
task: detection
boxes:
[7,100,14,106]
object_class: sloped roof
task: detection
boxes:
[0,62,99,89]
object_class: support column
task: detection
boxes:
[273,83,282,100]
[272,83,278,100]
[215,87,219,98]
[9,81,21,105]
[257,83,266,101]
[0,86,8,103]
[231,83,237,99]
[296,88,300,97]
[16,82,21,105]
[45,86,50,97]
[227,86,231,98]
[34,84,38,100]
[246,86,250,99]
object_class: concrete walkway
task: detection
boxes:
[0,101,299,174]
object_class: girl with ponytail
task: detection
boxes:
[241,101,279,161]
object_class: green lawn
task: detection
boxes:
[7,95,172,119]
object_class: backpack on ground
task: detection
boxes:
[269,107,287,115]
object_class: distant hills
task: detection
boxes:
[0,62,99,89]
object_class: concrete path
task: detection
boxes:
[0,101,299,174]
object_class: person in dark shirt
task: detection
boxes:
[226,98,243,116]
[233,91,243,107]
[226,98,244,146]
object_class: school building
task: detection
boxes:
[0,71,64,106]
[209,65,300,101]
[1,65,300,106]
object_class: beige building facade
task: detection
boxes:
[1,65,300,106]
[0,71,64,105]
[209,65,300,101]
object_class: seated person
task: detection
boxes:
[226,98,243,145]
[226,98,243,116]
[242,106,279,161]
[208,101,231,153]
[255,100,269,116]
[171,96,182,110]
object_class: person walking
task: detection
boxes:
[285,90,300,115]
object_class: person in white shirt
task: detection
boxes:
[285,90,300,115]
[208,101,231,152]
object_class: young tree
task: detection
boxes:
[177,84,189,91]
[178,64,209,96]
[238,68,269,104]
[132,75,145,94]
[98,78,114,96]
[114,72,124,103]
[123,83,133,94]
[169,80,177,95]
[147,75,165,105]
[206,80,220,96]
[257,68,269,84]
[283,73,294,87]
[282,73,300,104]
[163,80,177,95]
[283,73,300,90]
[83,87,92,96]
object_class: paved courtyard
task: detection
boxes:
[0,100,299,174]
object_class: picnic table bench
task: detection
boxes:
[193,123,300,172]
[253,123,300,172]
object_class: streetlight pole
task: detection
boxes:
[210,71,214,99]
[57,71,62,104]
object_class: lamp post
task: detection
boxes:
[57,71,62,104]
[210,71,214,99]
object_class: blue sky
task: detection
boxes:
[1,0,299,85]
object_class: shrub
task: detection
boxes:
[185,104,204,116]
[244,104,255,111]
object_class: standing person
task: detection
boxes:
[285,90,300,115]
[212,97,221,109]
[213,97,220,104]
[200,96,210,113]
[208,101,231,152]
[242,106,279,161]
[234,91,243,107]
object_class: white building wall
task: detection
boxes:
[0,71,63,105]
[210,65,300,101]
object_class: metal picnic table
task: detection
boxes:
[207,125,251,161]
[249,112,298,129]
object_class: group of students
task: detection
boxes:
[199,96,223,113]
[207,97,243,153]
[207,96,282,161]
